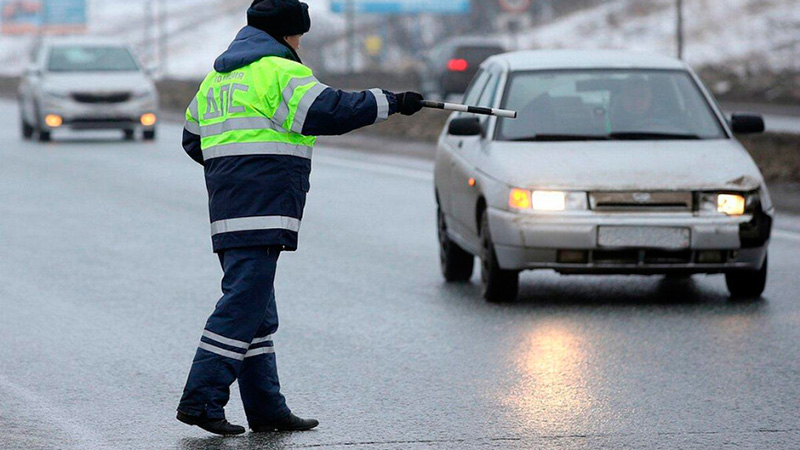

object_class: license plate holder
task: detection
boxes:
[598,226,691,249]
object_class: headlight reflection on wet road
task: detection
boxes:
[502,321,597,432]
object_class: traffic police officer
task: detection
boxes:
[176,0,424,436]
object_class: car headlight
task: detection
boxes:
[698,192,752,216]
[509,189,588,212]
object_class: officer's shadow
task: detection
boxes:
[178,432,295,450]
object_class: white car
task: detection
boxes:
[18,38,158,142]
[434,50,772,302]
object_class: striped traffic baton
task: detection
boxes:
[421,100,517,119]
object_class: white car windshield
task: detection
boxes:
[47,46,139,73]
[497,69,726,141]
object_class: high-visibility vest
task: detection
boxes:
[184,56,321,162]
[184,57,329,252]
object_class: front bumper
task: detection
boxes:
[40,95,157,131]
[488,207,771,274]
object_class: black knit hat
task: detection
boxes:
[248,0,311,37]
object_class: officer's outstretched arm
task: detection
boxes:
[182,98,204,166]
[299,87,397,136]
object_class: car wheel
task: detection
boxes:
[38,130,51,142]
[437,207,474,282]
[124,129,136,141]
[143,129,156,141]
[726,255,768,299]
[21,117,34,140]
[480,210,519,303]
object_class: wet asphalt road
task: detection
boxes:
[1,100,799,449]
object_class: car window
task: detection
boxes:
[477,70,500,108]
[475,70,501,123]
[47,46,140,73]
[462,69,490,109]
[497,69,726,141]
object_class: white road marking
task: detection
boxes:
[315,154,434,181]
[773,229,800,243]
[0,373,117,450]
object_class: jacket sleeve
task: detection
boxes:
[300,88,398,136]
[269,62,399,137]
[183,97,204,166]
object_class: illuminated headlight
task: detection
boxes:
[699,193,750,216]
[509,189,588,212]
[718,194,746,216]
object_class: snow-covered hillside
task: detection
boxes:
[514,0,799,73]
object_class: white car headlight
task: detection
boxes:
[698,192,751,216]
[509,189,588,212]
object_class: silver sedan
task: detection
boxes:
[434,50,772,302]
[18,38,159,142]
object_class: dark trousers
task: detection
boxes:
[178,246,290,426]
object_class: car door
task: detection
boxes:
[449,67,502,246]
[437,69,491,246]
[435,68,489,223]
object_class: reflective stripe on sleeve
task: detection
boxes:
[210,216,301,236]
[203,142,313,161]
[202,330,250,349]
[184,119,201,135]
[200,117,282,137]
[187,98,199,122]
[272,76,318,130]
[245,347,275,358]
[198,342,245,361]
[251,335,274,345]
[370,88,390,123]
[291,83,328,134]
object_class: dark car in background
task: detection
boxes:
[419,37,505,100]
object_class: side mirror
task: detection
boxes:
[731,114,765,134]
[448,117,483,137]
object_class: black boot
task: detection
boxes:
[250,413,319,432]
[177,411,246,436]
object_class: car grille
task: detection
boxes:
[590,191,693,212]
[72,92,131,104]
[562,250,724,265]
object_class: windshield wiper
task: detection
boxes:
[608,132,702,140]
[509,134,611,142]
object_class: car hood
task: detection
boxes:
[479,139,764,191]
[42,72,152,93]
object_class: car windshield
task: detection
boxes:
[47,46,139,73]
[497,69,726,141]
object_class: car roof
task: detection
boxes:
[485,49,689,71]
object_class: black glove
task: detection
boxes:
[395,92,424,116]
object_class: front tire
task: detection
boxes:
[21,117,34,140]
[726,255,768,299]
[143,129,156,141]
[438,207,474,282]
[38,130,51,142]
[123,129,136,141]
[480,210,519,303]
